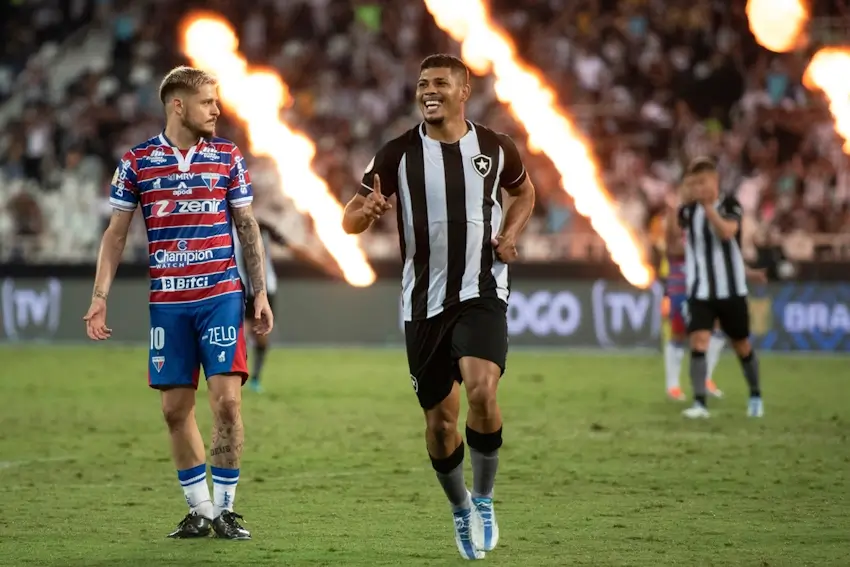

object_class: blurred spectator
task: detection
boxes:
[1,0,849,265]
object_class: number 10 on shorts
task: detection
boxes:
[150,326,165,351]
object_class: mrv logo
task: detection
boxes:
[591,280,664,348]
[161,276,210,291]
[1,278,62,341]
[154,248,214,268]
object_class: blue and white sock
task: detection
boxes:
[177,464,213,519]
[211,466,239,517]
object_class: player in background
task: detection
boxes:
[233,218,340,393]
[663,184,724,401]
[83,66,273,540]
[343,54,536,560]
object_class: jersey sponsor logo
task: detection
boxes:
[203,325,238,347]
[147,148,168,165]
[113,159,132,197]
[161,276,210,291]
[0,278,62,340]
[168,173,195,181]
[234,155,248,194]
[199,146,219,160]
[471,153,492,178]
[152,198,219,217]
[153,248,215,268]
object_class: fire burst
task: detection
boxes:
[804,49,850,154]
[182,14,375,287]
[746,0,809,53]
[423,0,653,288]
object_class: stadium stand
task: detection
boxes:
[2,0,850,264]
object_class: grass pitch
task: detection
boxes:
[0,346,847,566]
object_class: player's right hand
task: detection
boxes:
[362,174,392,221]
[83,298,112,340]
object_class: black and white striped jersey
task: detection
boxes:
[359,121,527,322]
[678,196,748,300]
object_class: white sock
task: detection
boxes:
[211,466,239,517]
[177,464,214,519]
[706,333,725,379]
[664,341,685,390]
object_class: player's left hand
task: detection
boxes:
[252,290,274,336]
[492,232,519,263]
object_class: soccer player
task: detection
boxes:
[342,54,535,560]
[233,219,339,393]
[83,66,273,540]
[677,157,763,419]
[663,185,723,401]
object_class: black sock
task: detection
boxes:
[252,345,267,381]
[430,442,469,509]
[690,350,707,407]
[739,351,761,398]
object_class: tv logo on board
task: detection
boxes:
[591,280,664,348]
[161,276,210,291]
[0,279,62,341]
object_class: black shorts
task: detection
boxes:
[686,296,750,341]
[245,292,276,319]
[404,298,508,410]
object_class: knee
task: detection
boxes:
[212,394,241,424]
[466,379,498,414]
[162,401,193,432]
[426,413,458,446]
[732,339,752,358]
[689,331,710,351]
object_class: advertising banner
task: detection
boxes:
[0,277,847,352]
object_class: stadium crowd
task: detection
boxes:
[1,0,849,265]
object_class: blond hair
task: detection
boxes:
[159,66,217,104]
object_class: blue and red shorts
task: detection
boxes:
[667,293,688,336]
[147,293,248,389]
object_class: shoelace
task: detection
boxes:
[453,512,472,539]
[475,502,493,523]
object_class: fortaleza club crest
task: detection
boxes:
[201,173,220,191]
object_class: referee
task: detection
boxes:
[342,54,535,560]
[677,157,763,419]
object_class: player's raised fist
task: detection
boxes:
[83,297,112,341]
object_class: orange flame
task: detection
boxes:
[181,14,375,287]
[423,0,653,288]
[803,48,850,154]
[745,0,809,53]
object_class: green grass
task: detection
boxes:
[0,346,848,566]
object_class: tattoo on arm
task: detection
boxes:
[233,208,266,295]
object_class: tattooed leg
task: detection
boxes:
[208,375,244,516]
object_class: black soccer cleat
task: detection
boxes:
[212,511,252,540]
[167,512,212,539]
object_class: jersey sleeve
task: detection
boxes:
[227,145,253,209]
[496,133,528,190]
[720,196,743,222]
[108,152,140,212]
[358,142,400,198]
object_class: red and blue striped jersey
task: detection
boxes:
[108,133,253,305]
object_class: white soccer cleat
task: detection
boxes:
[452,500,486,560]
[471,497,499,552]
[682,403,710,419]
[747,397,764,418]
